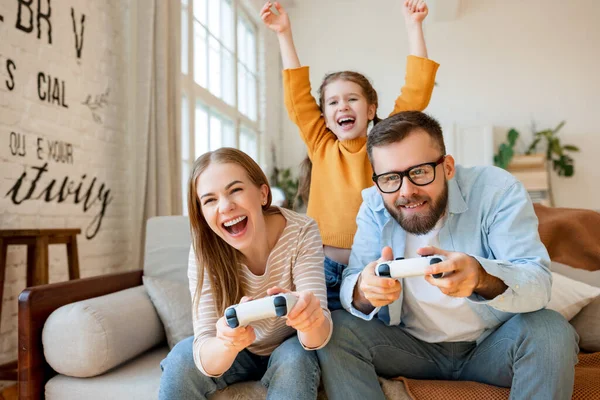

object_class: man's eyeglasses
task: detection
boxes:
[372,156,446,194]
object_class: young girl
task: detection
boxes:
[159,148,332,399]
[261,0,439,309]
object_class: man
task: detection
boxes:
[317,112,579,400]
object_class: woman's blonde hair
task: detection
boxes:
[188,147,278,315]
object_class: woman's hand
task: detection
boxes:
[215,296,256,353]
[267,286,326,333]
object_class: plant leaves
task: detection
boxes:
[553,120,566,135]
[563,145,580,152]
[508,129,519,146]
[525,137,541,155]
[551,138,562,155]
[536,129,552,138]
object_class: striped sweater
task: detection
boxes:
[188,207,332,376]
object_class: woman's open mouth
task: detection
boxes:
[222,215,248,236]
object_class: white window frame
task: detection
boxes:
[181,0,264,213]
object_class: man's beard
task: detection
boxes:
[384,181,449,235]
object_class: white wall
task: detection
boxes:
[0,0,131,370]
[281,0,600,210]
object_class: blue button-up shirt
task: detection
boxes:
[340,165,552,343]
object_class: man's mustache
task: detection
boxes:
[395,195,429,208]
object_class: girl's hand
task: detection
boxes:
[403,0,429,24]
[216,296,256,353]
[260,2,291,34]
[267,286,326,333]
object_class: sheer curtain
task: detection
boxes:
[129,0,182,269]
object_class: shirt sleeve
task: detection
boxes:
[340,201,385,320]
[390,56,440,115]
[466,181,552,313]
[188,246,223,377]
[283,66,335,157]
[291,219,333,349]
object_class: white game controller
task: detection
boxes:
[375,255,448,279]
[225,293,298,329]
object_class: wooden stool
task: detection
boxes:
[0,229,81,380]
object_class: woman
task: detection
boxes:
[159,148,332,400]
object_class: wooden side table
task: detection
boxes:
[0,229,81,381]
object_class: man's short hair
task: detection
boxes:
[367,111,446,164]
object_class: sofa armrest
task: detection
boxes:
[18,270,143,400]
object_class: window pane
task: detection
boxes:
[193,0,207,25]
[222,118,235,147]
[237,63,247,116]
[181,9,188,75]
[237,65,256,120]
[246,26,256,73]
[182,95,190,160]
[237,12,256,72]
[209,114,235,150]
[248,73,257,121]
[221,0,234,51]
[222,49,235,106]
[182,160,190,215]
[237,19,247,67]
[208,0,221,39]
[195,101,209,158]
[209,115,222,150]
[208,36,221,98]
[182,0,189,5]
[240,128,258,161]
[193,22,207,87]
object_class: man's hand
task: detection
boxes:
[354,247,402,310]
[418,246,508,299]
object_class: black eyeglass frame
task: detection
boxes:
[372,155,446,194]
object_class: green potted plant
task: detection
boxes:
[495,121,580,175]
[493,128,519,170]
[494,121,580,206]
[524,121,580,177]
[270,166,300,210]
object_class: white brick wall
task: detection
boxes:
[0,0,132,382]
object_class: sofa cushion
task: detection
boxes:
[143,276,193,349]
[570,296,600,352]
[144,216,191,283]
[45,346,169,400]
[43,286,165,378]
[45,344,411,400]
[551,261,600,287]
[547,272,600,321]
[549,261,600,352]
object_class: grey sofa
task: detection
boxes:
[18,216,413,400]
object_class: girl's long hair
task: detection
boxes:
[188,148,278,315]
[295,71,381,207]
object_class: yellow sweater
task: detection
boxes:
[283,56,439,249]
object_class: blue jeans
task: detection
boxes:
[159,335,320,400]
[317,309,579,400]
[324,256,345,311]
